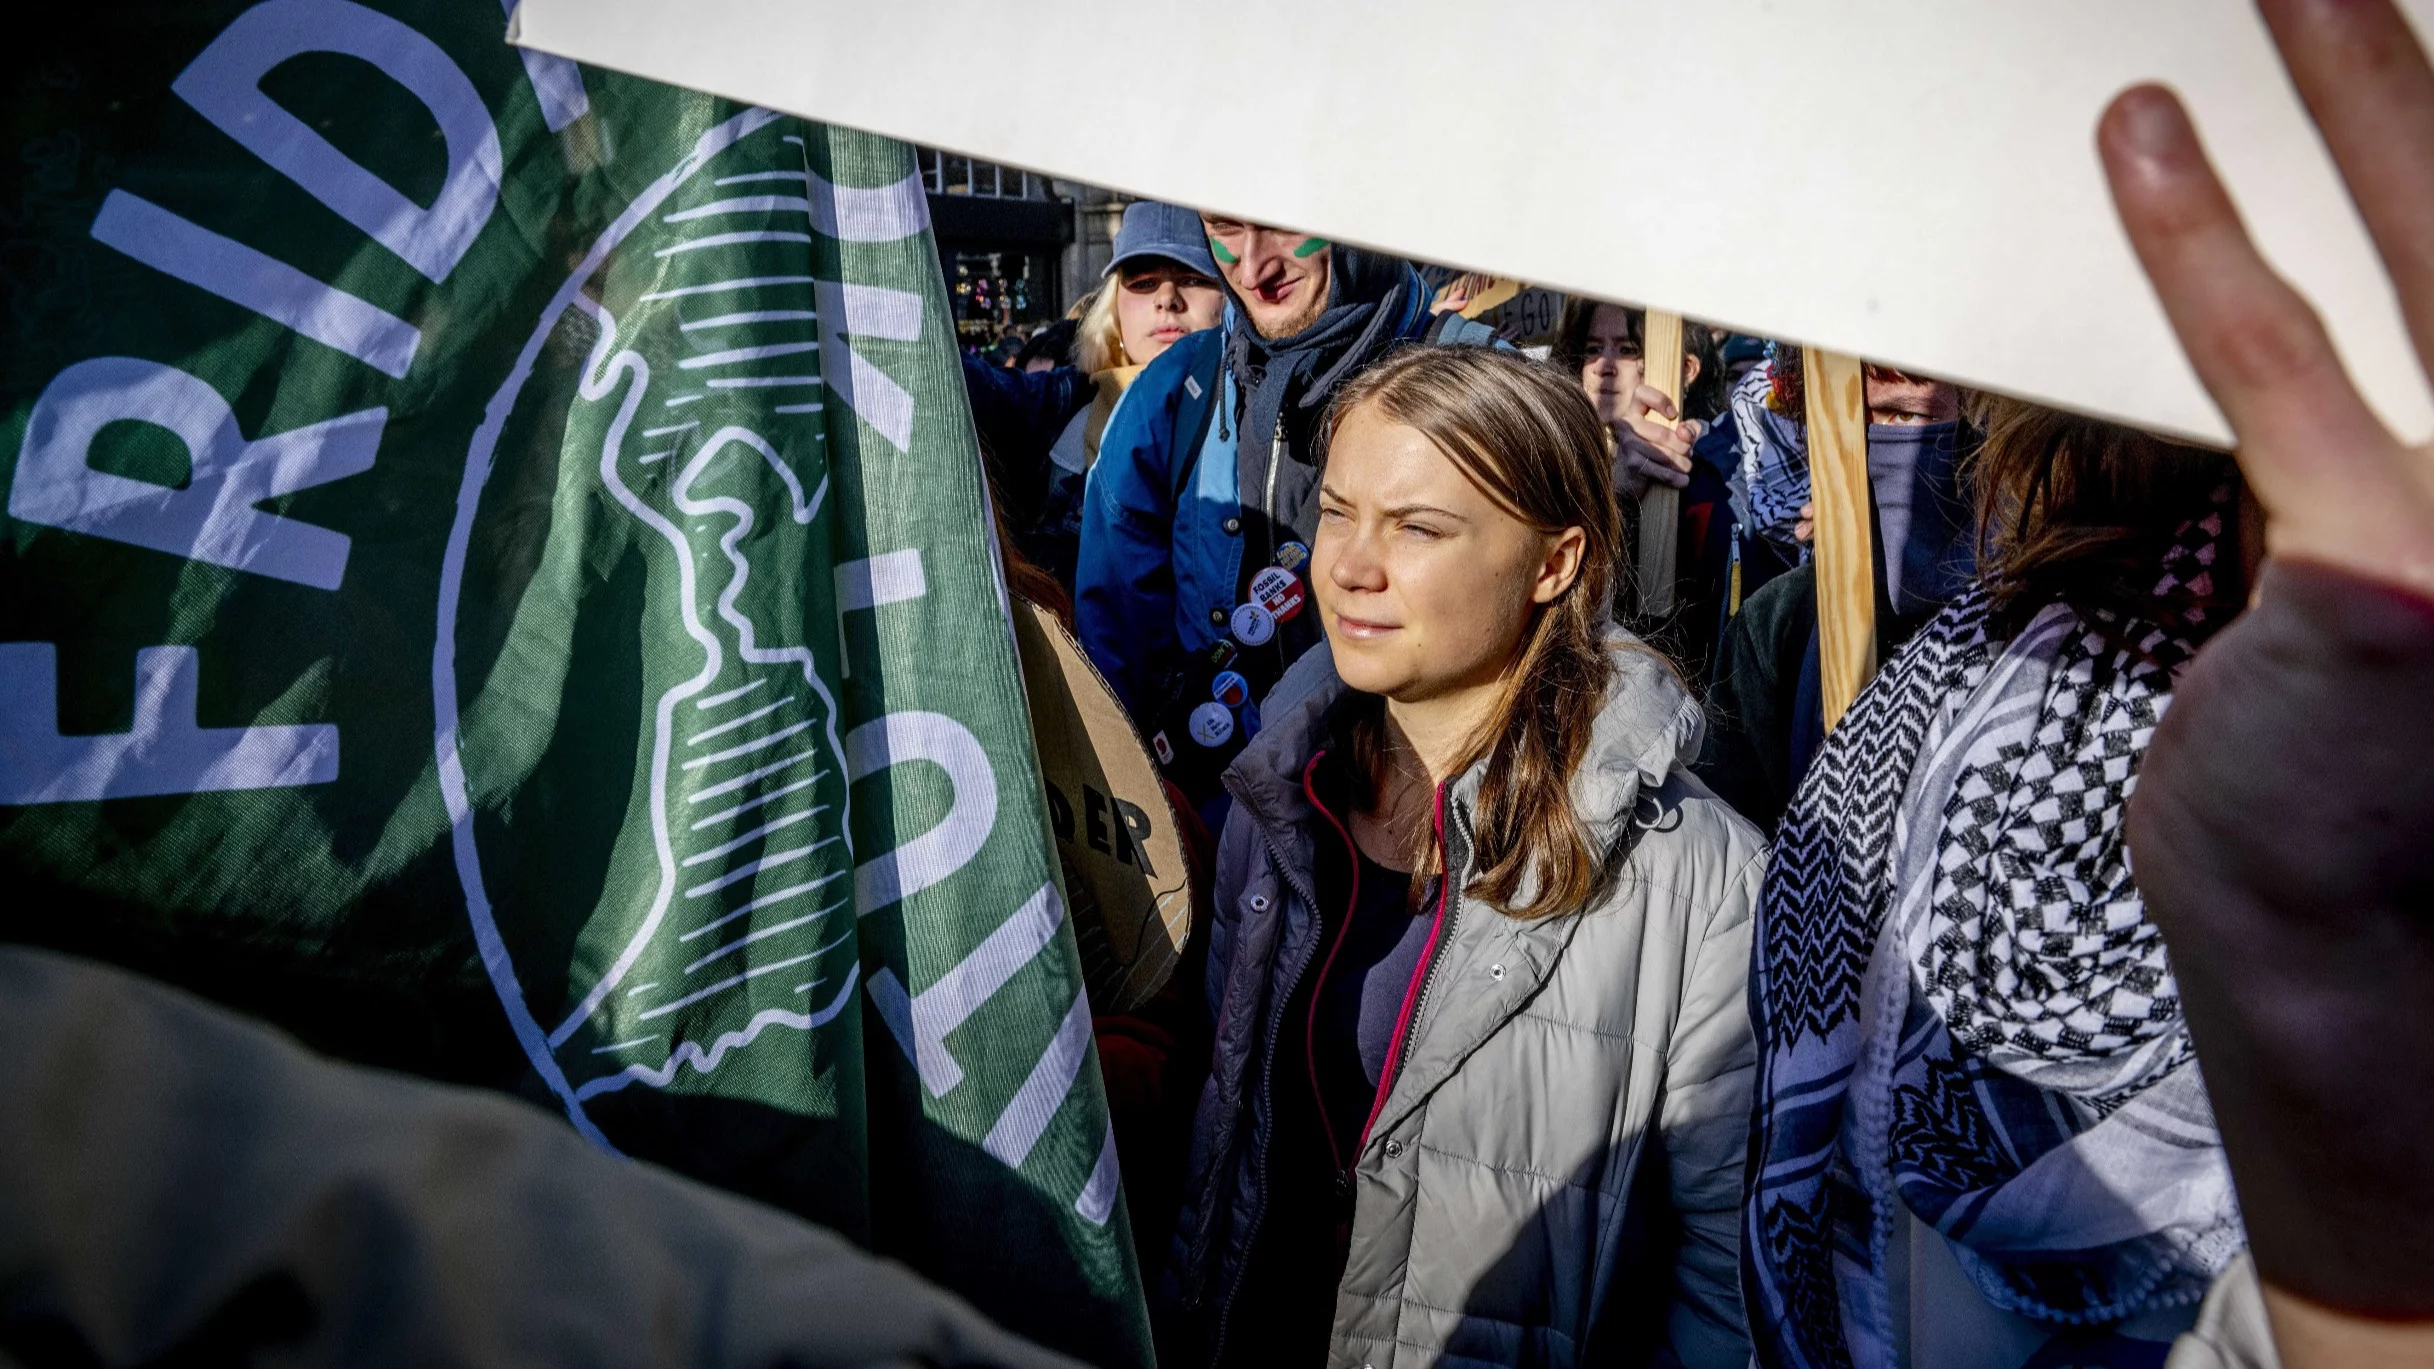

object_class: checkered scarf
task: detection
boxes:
[1733,361,1811,546]
[1744,492,2246,1369]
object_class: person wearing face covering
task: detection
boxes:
[1742,399,2252,1369]
[1074,217,1499,832]
[1693,368,1977,832]
[1161,347,1763,1369]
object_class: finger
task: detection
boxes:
[2260,0,2434,377]
[2098,85,2394,479]
[1622,417,1690,457]
[2102,83,2434,595]
[1621,443,1691,488]
[1632,384,1679,422]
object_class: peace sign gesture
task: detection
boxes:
[2107,4,2434,1364]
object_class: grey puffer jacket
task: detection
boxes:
[1163,638,1767,1369]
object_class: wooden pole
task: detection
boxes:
[1802,347,1876,728]
[1634,310,1685,618]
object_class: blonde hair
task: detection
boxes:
[1076,281,1126,374]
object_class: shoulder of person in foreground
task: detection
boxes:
[1580,638,1770,937]
[0,945,1080,1369]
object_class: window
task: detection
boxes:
[916,148,1046,200]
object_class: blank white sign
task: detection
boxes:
[511,0,2434,446]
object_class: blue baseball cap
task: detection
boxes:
[1105,200,1220,280]
[1721,333,1771,366]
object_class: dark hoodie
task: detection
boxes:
[1222,247,1431,596]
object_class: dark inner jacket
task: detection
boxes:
[1217,731,1436,1363]
[1222,247,1429,586]
[1696,419,1976,831]
[961,351,1094,554]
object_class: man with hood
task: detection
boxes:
[1075,216,1494,825]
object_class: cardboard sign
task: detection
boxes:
[1011,599,1193,1013]
[511,0,2434,447]
[1428,271,1564,349]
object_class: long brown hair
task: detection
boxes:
[1549,297,1728,423]
[1317,345,1626,919]
[1969,395,2239,630]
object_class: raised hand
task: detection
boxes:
[2106,3,2434,1364]
[1611,382,1696,498]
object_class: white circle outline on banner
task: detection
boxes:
[428,107,833,1148]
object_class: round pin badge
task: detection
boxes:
[1229,600,1276,646]
[1187,700,1236,748]
[1249,565,1306,622]
[1273,540,1311,572]
[1211,669,1250,708]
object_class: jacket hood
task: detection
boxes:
[1214,246,1419,343]
[1323,246,1423,314]
[1226,631,1705,863]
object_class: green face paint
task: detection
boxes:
[1207,235,1238,265]
[1291,237,1331,259]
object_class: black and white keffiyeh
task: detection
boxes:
[1744,492,2245,1369]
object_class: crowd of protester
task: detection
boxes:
[973,225,2258,1363]
[9,1,2429,1366]
[946,4,2434,1364]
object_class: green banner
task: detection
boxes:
[0,4,1146,1363]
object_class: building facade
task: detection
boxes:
[918,149,1138,348]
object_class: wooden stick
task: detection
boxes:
[1634,310,1685,618]
[1803,347,1876,728]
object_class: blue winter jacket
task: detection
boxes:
[1074,327,1241,719]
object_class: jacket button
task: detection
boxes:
[1223,516,1242,535]
[1489,963,1506,981]
[1209,607,1227,625]
[1383,1139,1404,1159]
[1249,894,1269,911]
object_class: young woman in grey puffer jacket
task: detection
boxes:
[1157,345,1767,1369]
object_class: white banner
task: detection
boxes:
[511,0,2434,446]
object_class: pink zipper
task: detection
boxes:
[1358,782,1449,1153]
[1299,750,1363,1176]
